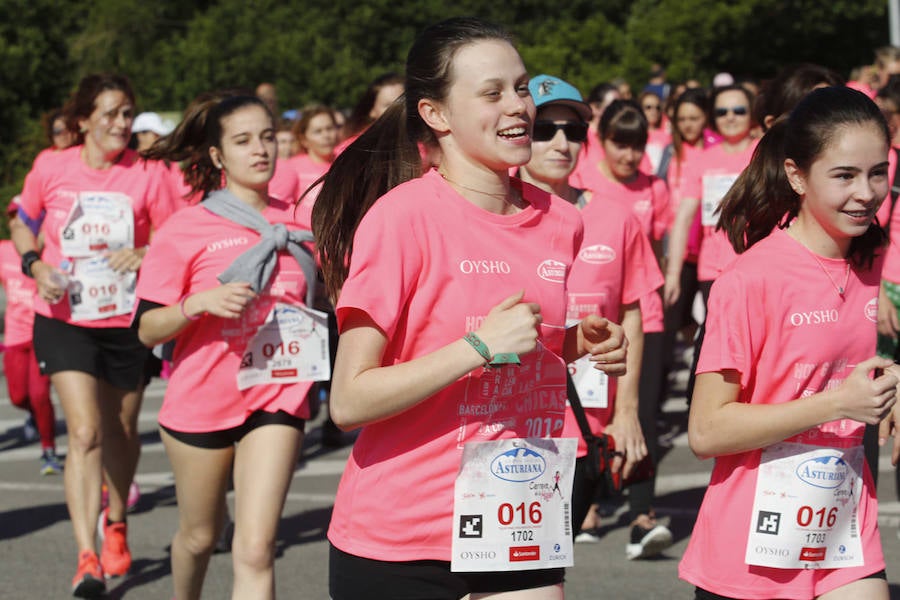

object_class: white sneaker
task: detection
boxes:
[625,522,673,559]
[574,529,602,543]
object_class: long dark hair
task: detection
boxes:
[754,63,844,132]
[143,91,273,198]
[311,17,514,298]
[670,88,708,167]
[64,73,136,146]
[718,86,889,267]
[598,99,648,149]
[344,72,405,138]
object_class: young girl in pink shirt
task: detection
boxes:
[312,18,627,600]
[680,86,899,600]
[136,92,317,600]
[288,105,338,208]
[638,90,671,173]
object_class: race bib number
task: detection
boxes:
[745,442,864,569]
[59,192,134,257]
[701,174,738,227]
[451,438,576,572]
[237,303,330,390]
[568,354,608,408]
[67,256,136,321]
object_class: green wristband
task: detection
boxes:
[462,333,520,367]
[463,332,492,364]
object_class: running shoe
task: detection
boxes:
[40,448,64,475]
[22,415,38,443]
[574,529,602,543]
[98,508,132,577]
[71,549,105,598]
[625,518,673,560]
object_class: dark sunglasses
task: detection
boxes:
[714,106,749,118]
[532,121,588,143]
[642,104,661,111]
[52,128,67,136]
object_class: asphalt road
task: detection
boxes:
[2,363,900,599]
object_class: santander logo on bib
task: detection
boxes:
[578,244,616,265]
[537,259,566,283]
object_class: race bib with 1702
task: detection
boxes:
[237,303,330,390]
[701,174,738,227]
[451,437,576,572]
[745,441,864,569]
[59,192,134,257]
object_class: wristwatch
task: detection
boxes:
[21,250,40,278]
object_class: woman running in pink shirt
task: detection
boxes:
[680,85,899,600]
[136,92,319,600]
[313,17,627,600]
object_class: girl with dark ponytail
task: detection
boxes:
[680,86,900,600]
[314,16,628,599]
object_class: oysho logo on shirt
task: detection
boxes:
[207,236,250,253]
[459,259,511,275]
[537,259,566,283]
[578,244,616,265]
[788,309,839,327]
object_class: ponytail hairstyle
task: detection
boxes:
[754,63,844,132]
[718,86,889,267]
[142,91,273,199]
[64,73,136,146]
[598,99,648,150]
[312,16,514,298]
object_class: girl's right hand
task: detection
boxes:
[475,290,541,357]
[835,356,897,425]
[191,282,256,319]
[31,261,67,304]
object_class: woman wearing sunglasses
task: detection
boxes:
[664,84,757,312]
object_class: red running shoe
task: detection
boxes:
[71,550,105,598]
[99,509,132,577]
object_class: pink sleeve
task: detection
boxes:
[681,160,702,201]
[18,161,46,222]
[696,271,754,388]
[135,220,191,308]
[336,200,424,338]
[650,176,671,240]
[145,161,182,230]
[621,215,663,305]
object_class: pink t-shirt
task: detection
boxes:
[135,197,313,432]
[570,134,654,191]
[563,198,663,454]
[270,159,300,204]
[287,154,331,198]
[666,142,710,262]
[681,140,758,282]
[18,146,179,328]
[578,171,671,243]
[328,170,582,562]
[0,241,37,346]
[679,229,885,598]
[879,148,900,282]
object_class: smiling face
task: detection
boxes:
[79,90,134,159]
[428,39,535,174]
[787,121,889,255]
[211,104,277,194]
[523,105,584,184]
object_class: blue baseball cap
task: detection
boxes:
[529,75,592,121]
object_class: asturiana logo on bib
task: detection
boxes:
[865,298,878,323]
[795,455,849,489]
[537,259,566,283]
[578,244,616,265]
[490,447,547,482]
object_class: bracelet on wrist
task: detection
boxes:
[179,295,201,321]
[462,332,520,367]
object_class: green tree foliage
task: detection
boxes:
[1,0,890,217]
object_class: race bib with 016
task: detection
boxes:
[451,438,576,572]
[745,441,864,569]
[59,192,134,257]
[67,256,136,321]
[237,303,330,390]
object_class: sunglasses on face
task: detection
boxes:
[532,121,589,143]
[714,106,749,118]
[642,104,661,111]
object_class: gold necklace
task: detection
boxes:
[438,171,522,207]
[808,251,851,297]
